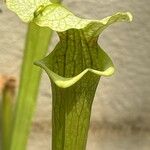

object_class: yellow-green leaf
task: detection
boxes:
[6,0,51,22]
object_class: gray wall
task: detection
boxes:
[0,0,150,150]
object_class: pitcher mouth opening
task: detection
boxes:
[34,48,115,88]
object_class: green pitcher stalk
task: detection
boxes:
[9,22,52,150]
[51,72,101,150]
[51,75,99,150]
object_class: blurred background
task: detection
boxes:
[0,0,150,150]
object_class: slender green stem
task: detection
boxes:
[1,78,16,150]
[9,22,52,150]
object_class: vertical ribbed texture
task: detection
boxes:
[52,73,100,150]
